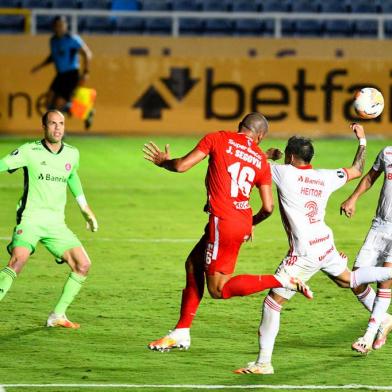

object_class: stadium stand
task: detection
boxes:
[0,14,24,32]
[1,0,392,37]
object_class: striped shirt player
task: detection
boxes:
[144,113,312,353]
[235,127,392,375]
[0,110,97,329]
[341,146,392,354]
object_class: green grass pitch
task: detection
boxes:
[0,136,391,392]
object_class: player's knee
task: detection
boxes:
[207,284,222,299]
[74,259,91,276]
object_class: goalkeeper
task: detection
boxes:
[0,110,98,328]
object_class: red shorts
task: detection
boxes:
[204,214,252,275]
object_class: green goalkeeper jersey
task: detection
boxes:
[1,140,84,223]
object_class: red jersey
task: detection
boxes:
[196,131,272,220]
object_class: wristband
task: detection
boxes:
[76,194,88,209]
[359,138,367,146]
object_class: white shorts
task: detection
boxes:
[354,220,392,268]
[272,245,348,300]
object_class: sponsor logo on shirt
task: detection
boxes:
[318,245,335,262]
[40,161,47,166]
[309,234,330,246]
[10,149,19,156]
[297,176,325,186]
[233,201,250,210]
[16,229,23,235]
[65,163,72,171]
[38,173,67,183]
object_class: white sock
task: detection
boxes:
[256,295,282,365]
[365,289,392,339]
[355,285,376,312]
[350,267,392,288]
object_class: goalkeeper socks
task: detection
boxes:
[350,267,392,288]
[221,275,281,299]
[175,271,204,329]
[257,295,281,364]
[53,272,86,315]
[0,267,17,301]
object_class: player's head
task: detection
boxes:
[284,136,314,165]
[52,16,68,36]
[42,110,65,144]
[238,112,269,144]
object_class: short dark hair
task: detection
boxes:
[42,110,63,127]
[239,112,269,136]
[52,15,67,26]
[285,136,314,163]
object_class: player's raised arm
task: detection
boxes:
[143,142,207,173]
[344,123,367,182]
[340,167,382,218]
[68,170,98,232]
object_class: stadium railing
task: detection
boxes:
[1,7,392,38]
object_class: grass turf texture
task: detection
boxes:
[0,136,391,391]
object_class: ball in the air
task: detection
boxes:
[353,87,384,119]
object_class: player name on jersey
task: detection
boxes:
[226,138,262,169]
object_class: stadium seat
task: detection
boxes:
[115,16,144,33]
[111,0,139,11]
[234,19,264,36]
[0,0,21,7]
[179,18,204,35]
[203,19,232,35]
[199,0,228,12]
[231,1,258,13]
[295,19,323,36]
[261,0,290,12]
[79,0,111,9]
[320,1,349,13]
[144,18,172,34]
[172,0,198,11]
[324,20,353,37]
[21,0,51,8]
[80,16,115,33]
[354,20,378,37]
[291,0,319,13]
[36,15,54,32]
[51,0,79,9]
[350,1,378,14]
[141,0,170,11]
[0,14,24,33]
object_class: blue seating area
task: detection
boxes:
[0,0,391,37]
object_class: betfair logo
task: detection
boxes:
[38,173,67,183]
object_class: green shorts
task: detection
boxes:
[7,220,82,260]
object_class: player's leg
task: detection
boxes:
[0,223,38,301]
[234,291,287,375]
[235,255,317,374]
[148,235,206,351]
[42,225,86,329]
[0,247,30,301]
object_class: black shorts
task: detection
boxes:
[50,69,80,101]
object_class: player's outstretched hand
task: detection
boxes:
[143,142,170,167]
[340,197,356,218]
[266,148,282,161]
[81,206,99,232]
[350,123,365,139]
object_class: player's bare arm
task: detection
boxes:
[252,184,274,226]
[344,123,367,181]
[340,168,382,218]
[143,142,206,172]
[31,55,53,73]
[79,44,92,81]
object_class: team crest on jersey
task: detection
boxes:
[336,170,345,178]
[247,139,252,147]
[10,149,19,156]
[65,163,72,171]
[16,229,23,235]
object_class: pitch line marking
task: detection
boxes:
[1,385,392,390]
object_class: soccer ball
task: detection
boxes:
[353,87,384,119]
